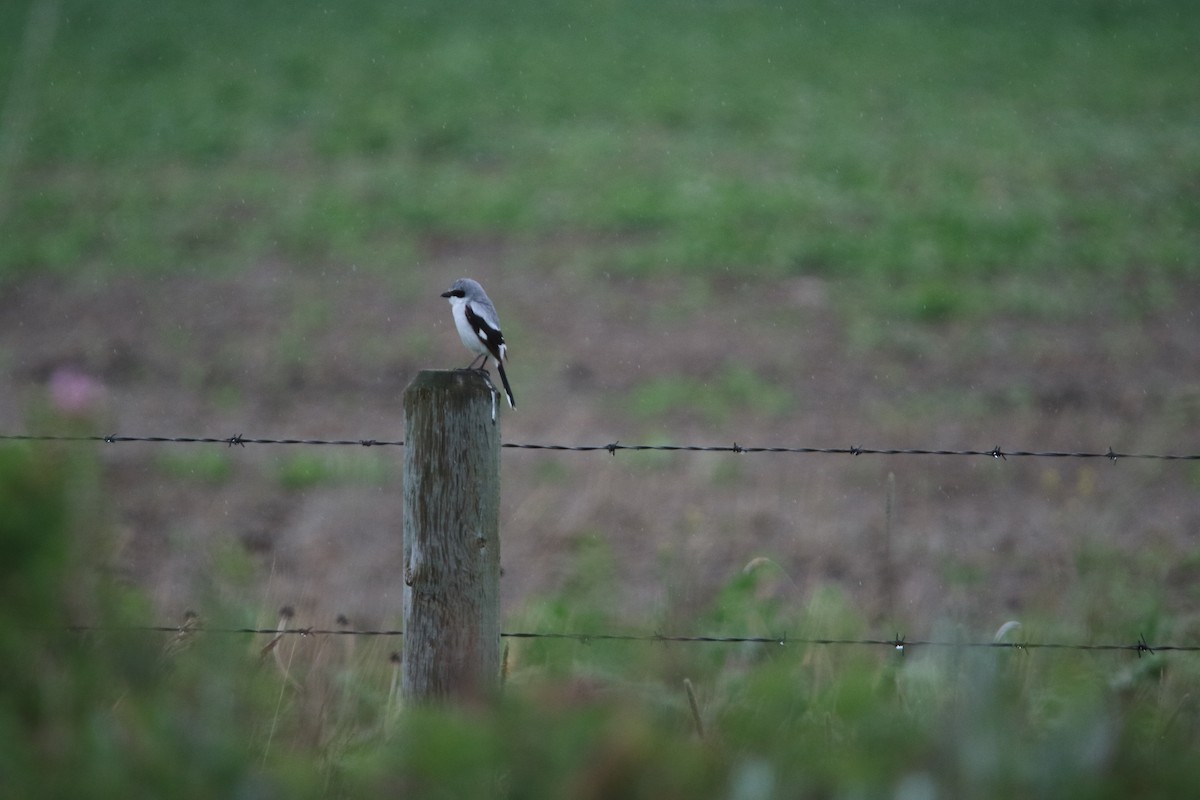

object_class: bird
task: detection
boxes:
[441,278,515,408]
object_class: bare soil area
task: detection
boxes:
[3,259,1198,635]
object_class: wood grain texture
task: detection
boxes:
[402,370,501,704]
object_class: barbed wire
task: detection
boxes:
[2,432,1197,461]
[0,433,406,447]
[54,622,1195,656]
[10,431,1197,659]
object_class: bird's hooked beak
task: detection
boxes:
[440,290,453,298]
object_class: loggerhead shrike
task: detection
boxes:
[441,278,515,408]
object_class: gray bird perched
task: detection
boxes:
[441,278,516,408]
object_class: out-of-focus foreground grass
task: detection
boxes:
[4,442,1200,797]
[1,0,1197,320]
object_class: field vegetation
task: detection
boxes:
[2,0,1199,796]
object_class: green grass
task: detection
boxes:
[629,365,792,425]
[1,0,1197,319]
[4,442,1200,797]
[4,2,1200,792]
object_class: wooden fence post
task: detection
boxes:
[402,369,501,704]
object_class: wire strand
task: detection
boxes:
[1,433,1196,461]
[51,623,1194,655]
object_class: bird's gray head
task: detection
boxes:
[440,278,483,302]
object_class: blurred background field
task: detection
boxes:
[2,0,1199,795]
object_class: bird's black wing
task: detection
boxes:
[465,302,507,363]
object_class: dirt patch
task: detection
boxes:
[3,262,1198,634]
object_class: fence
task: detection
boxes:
[53,620,1196,656]
[3,432,1198,461]
[6,369,1200,702]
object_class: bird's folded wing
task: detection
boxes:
[465,303,507,361]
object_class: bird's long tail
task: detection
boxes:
[496,362,516,408]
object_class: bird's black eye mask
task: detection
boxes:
[441,289,466,298]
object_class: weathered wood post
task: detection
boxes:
[402,370,501,704]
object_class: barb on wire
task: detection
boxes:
[1,432,1198,461]
[49,623,1200,654]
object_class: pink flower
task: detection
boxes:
[48,367,106,416]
